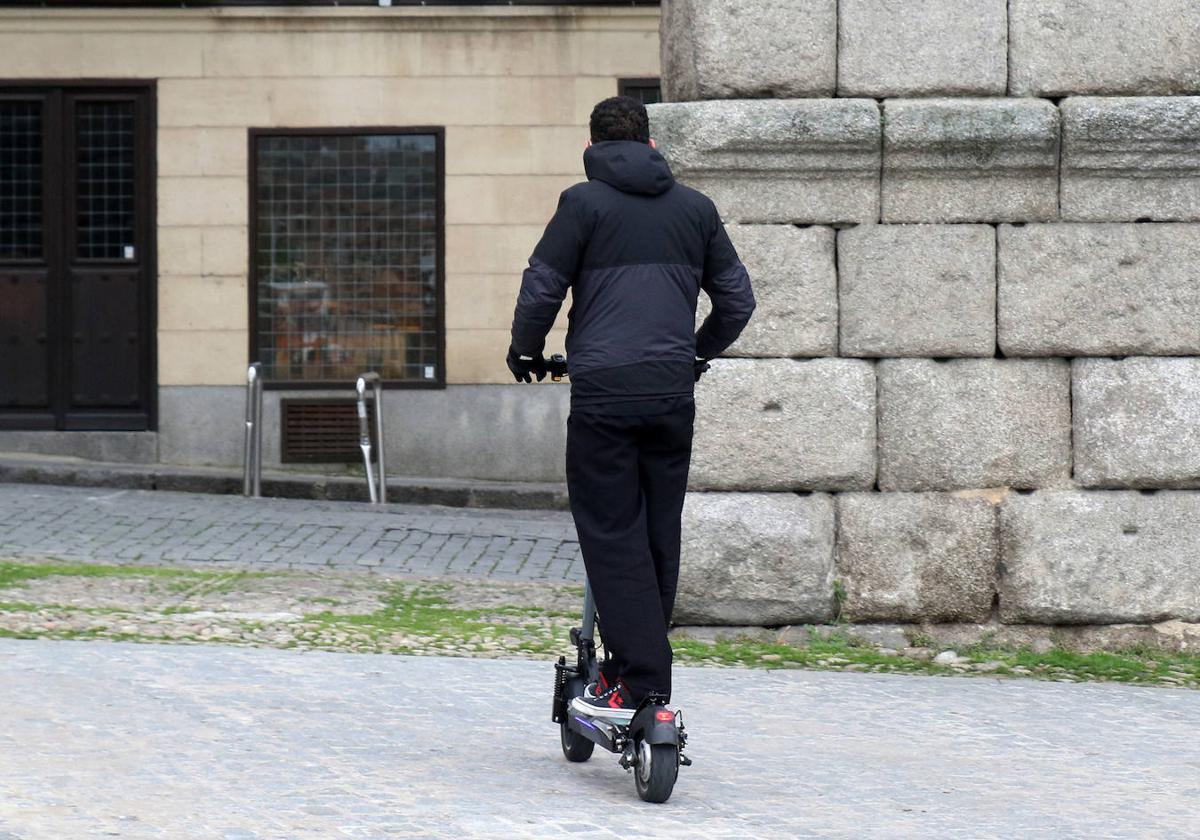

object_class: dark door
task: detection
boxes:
[0,84,155,431]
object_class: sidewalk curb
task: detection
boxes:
[0,456,570,511]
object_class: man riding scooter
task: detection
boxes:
[507,96,755,721]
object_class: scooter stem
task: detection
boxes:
[579,579,597,643]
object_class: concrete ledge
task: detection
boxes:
[674,620,1200,654]
[649,99,881,224]
[0,431,157,464]
[1061,97,1200,222]
[158,383,570,483]
[882,98,1060,223]
[0,454,569,511]
[1000,490,1200,624]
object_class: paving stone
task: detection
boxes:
[0,485,584,583]
[3,640,1199,837]
[691,358,876,491]
[837,0,1007,96]
[1073,358,1200,489]
[696,225,836,357]
[997,223,1200,356]
[649,98,881,224]
[882,98,1060,223]
[878,359,1072,491]
[1061,97,1200,221]
[836,492,998,622]
[660,0,836,100]
[678,491,835,624]
[838,223,996,357]
[1009,0,1200,96]
[1000,490,1200,623]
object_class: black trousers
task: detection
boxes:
[565,398,695,702]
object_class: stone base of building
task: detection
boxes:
[0,384,571,484]
[672,619,1200,655]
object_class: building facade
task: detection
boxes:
[0,1,661,481]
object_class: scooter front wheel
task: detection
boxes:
[560,719,595,762]
[634,740,678,803]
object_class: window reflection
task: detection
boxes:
[253,132,440,384]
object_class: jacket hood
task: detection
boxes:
[583,140,675,196]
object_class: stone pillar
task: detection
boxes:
[655,0,1200,631]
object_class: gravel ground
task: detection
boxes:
[2,558,1198,688]
[0,562,582,658]
[2,639,1198,839]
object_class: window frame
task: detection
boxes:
[246,125,447,391]
[617,77,662,105]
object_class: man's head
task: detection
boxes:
[589,96,651,145]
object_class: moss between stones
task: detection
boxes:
[0,558,1197,688]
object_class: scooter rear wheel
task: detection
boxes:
[634,740,678,803]
[560,719,595,762]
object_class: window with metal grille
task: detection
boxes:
[76,101,136,260]
[618,78,662,105]
[0,100,43,261]
[250,128,444,387]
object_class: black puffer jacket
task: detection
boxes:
[510,140,755,410]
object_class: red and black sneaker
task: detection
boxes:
[582,670,612,699]
[570,679,636,722]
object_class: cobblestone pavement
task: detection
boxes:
[1,640,1197,839]
[0,484,583,581]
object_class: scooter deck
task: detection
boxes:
[565,709,624,753]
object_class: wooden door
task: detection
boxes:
[0,83,155,431]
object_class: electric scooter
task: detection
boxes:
[543,353,691,803]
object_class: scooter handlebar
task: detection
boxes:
[547,353,568,382]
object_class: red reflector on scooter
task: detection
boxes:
[655,710,674,722]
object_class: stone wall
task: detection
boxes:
[653,0,1200,635]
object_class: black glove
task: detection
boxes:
[507,346,547,383]
[694,357,711,383]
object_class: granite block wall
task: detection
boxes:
[655,0,1200,633]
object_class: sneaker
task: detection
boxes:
[570,680,636,723]
[582,670,611,699]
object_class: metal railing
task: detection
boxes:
[242,362,264,497]
[356,372,387,504]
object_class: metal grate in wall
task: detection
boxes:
[0,100,43,261]
[280,398,376,463]
[76,100,135,260]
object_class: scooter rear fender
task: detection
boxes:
[629,705,679,747]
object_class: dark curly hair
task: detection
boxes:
[589,96,650,144]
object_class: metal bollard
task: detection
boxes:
[355,372,386,504]
[242,362,263,497]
